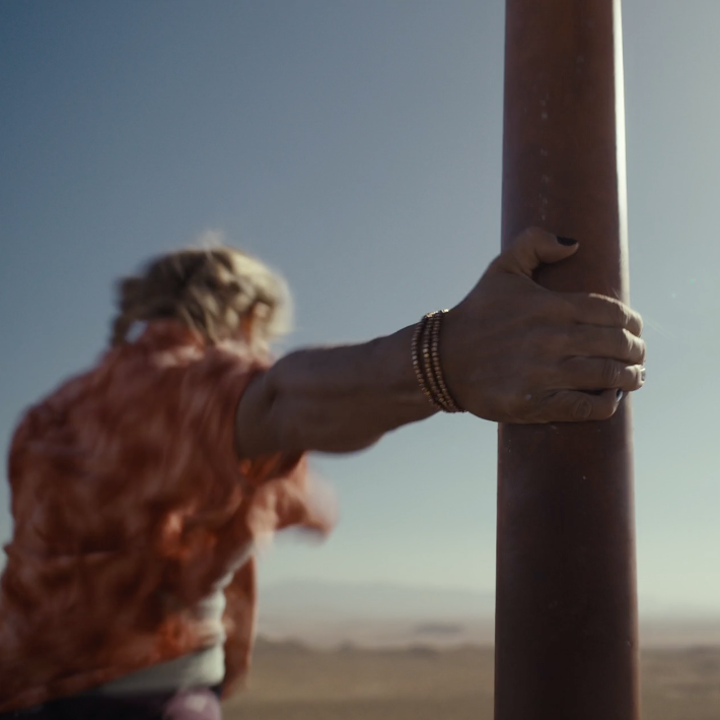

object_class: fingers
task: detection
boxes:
[489,227,579,278]
[486,227,644,339]
[567,293,643,337]
[555,358,645,393]
[568,326,646,365]
[538,388,623,423]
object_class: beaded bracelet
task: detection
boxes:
[411,315,445,412]
[411,310,465,414]
[427,310,464,413]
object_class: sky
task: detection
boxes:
[1,0,719,617]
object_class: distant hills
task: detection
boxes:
[256,580,495,648]
[256,580,720,649]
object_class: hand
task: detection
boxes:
[441,227,646,423]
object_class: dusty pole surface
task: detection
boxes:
[495,1,639,719]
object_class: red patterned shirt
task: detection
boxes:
[0,321,332,712]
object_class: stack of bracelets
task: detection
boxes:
[411,310,466,414]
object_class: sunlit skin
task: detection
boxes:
[235,227,645,459]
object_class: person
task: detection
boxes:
[0,227,645,718]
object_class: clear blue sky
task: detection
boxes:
[1,0,719,616]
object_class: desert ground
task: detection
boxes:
[224,639,720,720]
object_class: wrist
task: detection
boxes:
[368,325,440,430]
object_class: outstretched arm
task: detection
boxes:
[235,228,646,459]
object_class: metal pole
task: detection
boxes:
[495,2,639,719]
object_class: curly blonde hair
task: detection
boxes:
[110,247,291,348]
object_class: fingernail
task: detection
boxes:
[557,236,578,246]
[616,389,624,402]
[640,367,646,383]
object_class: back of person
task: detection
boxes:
[0,248,332,717]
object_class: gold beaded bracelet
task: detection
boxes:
[411,315,445,412]
[411,310,465,414]
[427,310,464,413]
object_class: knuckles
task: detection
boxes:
[571,396,594,421]
[635,336,647,365]
[613,300,632,330]
[618,331,645,365]
[601,359,623,387]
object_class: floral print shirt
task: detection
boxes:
[0,321,331,712]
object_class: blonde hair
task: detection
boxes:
[110,247,292,348]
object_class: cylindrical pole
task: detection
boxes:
[494,2,639,719]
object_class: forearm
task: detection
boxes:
[235,325,437,458]
[235,229,647,457]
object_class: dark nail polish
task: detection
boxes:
[557,236,578,246]
[616,389,624,401]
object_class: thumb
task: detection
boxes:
[489,227,578,278]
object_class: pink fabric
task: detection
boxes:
[164,688,222,720]
[0,321,333,712]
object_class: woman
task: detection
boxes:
[0,227,646,718]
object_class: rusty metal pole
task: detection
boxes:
[495,2,639,719]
